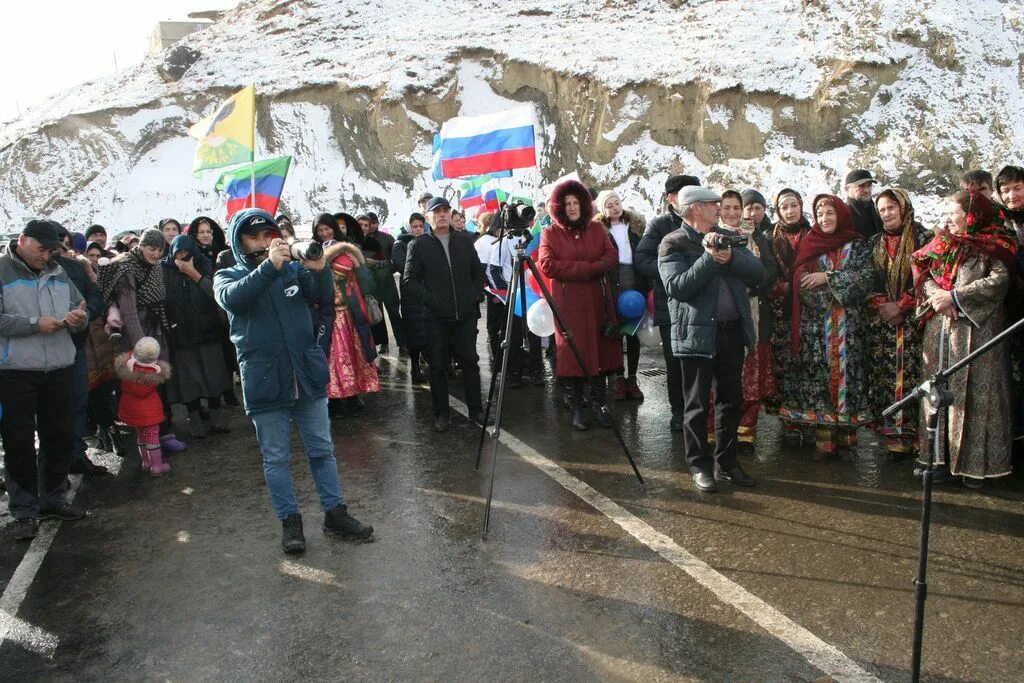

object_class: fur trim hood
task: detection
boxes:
[548,179,595,230]
[114,352,171,384]
[323,240,365,266]
[595,208,646,236]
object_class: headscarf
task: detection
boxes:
[911,191,1017,294]
[184,216,227,262]
[313,213,345,243]
[162,234,214,278]
[771,188,812,270]
[336,212,363,246]
[872,188,917,302]
[789,194,861,355]
[95,247,169,331]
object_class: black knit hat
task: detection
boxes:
[665,175,701,195]
[85,224,107,239]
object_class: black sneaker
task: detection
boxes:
[39,502,87,521]
[434,414,450,432]
[281,513,306,554]
[322,505,374,541]
[12,517,38,541]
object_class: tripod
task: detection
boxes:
[475,237,645,536]
[882,314,1024,682]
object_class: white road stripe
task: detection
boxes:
[0,475,82,656]
[442,389,884,683]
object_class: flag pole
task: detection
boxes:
[250,83,256,208]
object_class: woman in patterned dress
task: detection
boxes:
[778,195,872,459]
[912,190,1016,488]
[865,188,931,456]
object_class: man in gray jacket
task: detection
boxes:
[0,220,89,540]
[658,188,765,493]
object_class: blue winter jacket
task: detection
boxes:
[213,209,335,416]
[657,222,766,359]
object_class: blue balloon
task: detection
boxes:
[617,290,646,320]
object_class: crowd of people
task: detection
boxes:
[2,162,1023,552]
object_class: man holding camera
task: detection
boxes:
[214,209,373,554]
[658,187,765,492]
[403,196,487,432]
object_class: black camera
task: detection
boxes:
[290,240,323,261]
[707,233,748,250]
[501,201,537,233]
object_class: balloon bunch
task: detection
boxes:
[616,289,660,348]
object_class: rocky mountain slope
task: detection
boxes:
[1,0,1022,233]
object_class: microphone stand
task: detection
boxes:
[881,313,1024,682]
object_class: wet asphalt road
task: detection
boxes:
[1,340,1023,682]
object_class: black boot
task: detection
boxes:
[570,379,591,431]
[590,377,613,428]
[322,505,374,541]
[281,513,306,554]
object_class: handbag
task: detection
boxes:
[363,293,384,326]
[599,275,622,341]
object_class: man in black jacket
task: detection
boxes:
[635,174,700,431]
[845,169,882,240]
[403,197,487,432]
[54,223,108,475]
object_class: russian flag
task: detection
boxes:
[438,106,537,178]
[215,156,292,220]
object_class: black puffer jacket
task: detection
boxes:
[402,231,484,322]
[635,208,682,326]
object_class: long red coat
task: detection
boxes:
[115,352,171,428]
[538,220,623,378]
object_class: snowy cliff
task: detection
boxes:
[1,0,1022,232]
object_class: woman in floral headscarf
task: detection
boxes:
[912,190,1016,487]
[865,188,932,456]
[777,195,872,459]
[766,189,811,434]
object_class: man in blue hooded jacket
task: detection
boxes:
[214,209,373,554]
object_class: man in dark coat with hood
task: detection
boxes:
[214,209,373,554]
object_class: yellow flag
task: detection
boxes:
[189,85,255,175]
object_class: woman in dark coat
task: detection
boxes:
[393,213,429,382]
[162,235,232,438]
[538,179,622,431]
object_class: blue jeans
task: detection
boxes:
[250,395,344,520]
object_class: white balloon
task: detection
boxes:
[637,318,661,348]
[526,299,556,337]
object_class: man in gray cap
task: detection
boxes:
[635,174,701,431]
[658,187,765,492]
[0,220,90,539]
[844,169,882,239]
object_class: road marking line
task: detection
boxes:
[0,475,82,656]
[441,385,884,683]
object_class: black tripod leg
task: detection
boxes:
[481,259,527,535]
[524,257,644,486]
[911,407,940,682]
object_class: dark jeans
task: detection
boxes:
[0,367,73,518]
[660,324,684,414]
[486,297,505,364]
[428,317,482,417]
[680,320,744,474]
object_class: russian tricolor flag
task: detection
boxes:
[437,106,537,178]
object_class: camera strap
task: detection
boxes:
[599,274,619,328]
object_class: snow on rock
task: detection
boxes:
[0,0,1022,231]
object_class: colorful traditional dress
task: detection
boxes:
[778,195,872,455]
[913,192,1016,481]
[865,189,931,454]
[324,243,380,400]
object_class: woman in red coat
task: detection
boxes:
[539,179,623,430]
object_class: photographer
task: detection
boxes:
[658,187,765,492]
[402,197,487,432]
[214,209,373,554]
[487,204,544,387]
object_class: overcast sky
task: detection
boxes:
[0,1,239,123]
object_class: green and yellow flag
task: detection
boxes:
[189,85,255,175]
